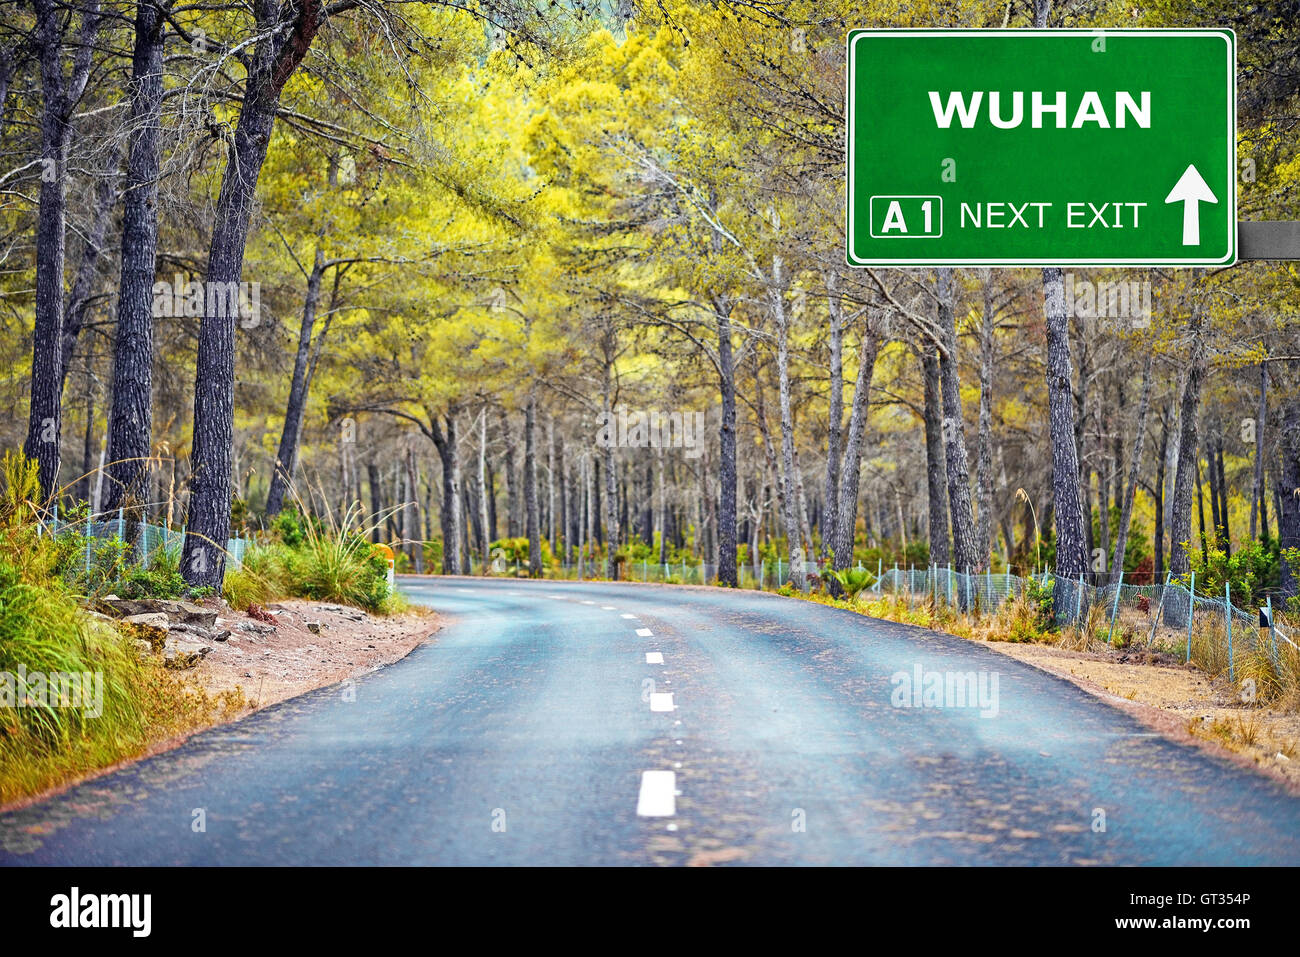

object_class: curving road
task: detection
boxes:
[3,576,1300,865]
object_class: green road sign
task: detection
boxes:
[846,29,1236,267]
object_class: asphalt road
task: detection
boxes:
[4,576,1300,865]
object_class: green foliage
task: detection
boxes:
[222,545,283,610]
[0,558,141,747]
[1185,540,1276,608]
[489,536,555,571]
[225,500,395,613]
[829,566,876,601]
[1023,576,1057,632]
[114,546,187,600]
[270,508,307,548]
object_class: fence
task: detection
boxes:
[41,509,253,573]
[869,562,1298,682]
[471,553,1299,682]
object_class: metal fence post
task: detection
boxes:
[1186,571,1196,664]
[1267,594,1278,665]
[1148,571,1172,645]
[1075,573,1084,627]
[876,557,883,593]
[1106,571,1123,645]
[1225,581,1234,684]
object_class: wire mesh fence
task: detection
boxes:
[468,553,1300,682]
[41,512,253,572]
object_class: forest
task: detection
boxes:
[1,0,1298,609]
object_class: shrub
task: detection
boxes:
[1023,575,1057,632]
[222,545,284,610]
[0,558,141,747]
[830,566,876,601]
[115,545,187,600]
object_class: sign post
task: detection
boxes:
[846,29,1236,267]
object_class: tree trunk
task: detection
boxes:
[603,435,618,580]
[1206,425,1222,547]
[430,411,462,575]
[1278,391,1300,597]
[715,296,738,586]
[771,256,805,589]
[265,246,325,515]
[25,0,101,501]
[937,268,979,583]
[103,0,164,516]
[62,145,120,398]
[367,460,383,543]
[1167,293,1206,581]
[832,322,882,570]
[404,445,424,573]
[1252,361,1267,541]
[546,416,556,554]
[1153,408,1169,580]
[478,408,491,565]
[922,348,950,567]
[1196,454,1209,563]
[975,271,995,569]
[1215,434,1231,553]
[502,415,518,537]
[525,393,542,577]
[559,438,572,564]
[183,0,323,587]
[1110,353,1153,583]
[1042,266,1089,592]
[822,271,843,561]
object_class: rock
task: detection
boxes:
[98,597,218,629]
[119,617,168,650]
[306,621,323,634]
[168,621,230,642]
[236,620,276,635]
[163,637,212,669]
[131,639,155,658]
[125,612,170,630]
[1277,752,1291,762]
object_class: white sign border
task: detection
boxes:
[844,28,1238,268]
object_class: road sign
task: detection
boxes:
[846,29,1236,267]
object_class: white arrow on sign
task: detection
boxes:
[1164,164,1218,246]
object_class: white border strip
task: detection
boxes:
[844,29,1237,267]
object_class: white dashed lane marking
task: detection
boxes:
[635,628,654,637]
[645,652,664,664]
[636,771,676,817]
[649,692,675,713]
[621,614,638,619]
